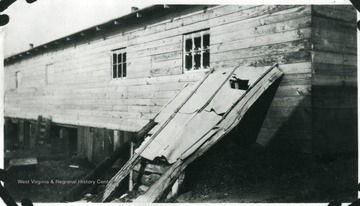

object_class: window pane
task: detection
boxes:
[194,36,201,50]
[185,38,192,52]
[123,63,127,77]
[123,52,126,63]
[203,50,210,68]
[113,65,117,78]
[185,53,192,70]
[118,64,122,77]
[194,53,201,70]
[118,53,122,63]
[203,34,210,49]
[113,53,117,64]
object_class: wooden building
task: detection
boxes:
[4,5,357,164]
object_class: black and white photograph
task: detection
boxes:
[1,1,358,204]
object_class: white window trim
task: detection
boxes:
[111,48,127,80]
[183,29,210,73]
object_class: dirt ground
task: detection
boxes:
[176,136,358,203]
[4,155,93,202]
[4,138,358,203]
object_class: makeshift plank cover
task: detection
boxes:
[135,64,283,202]
[101,64,283,202]
[137,66,277,164]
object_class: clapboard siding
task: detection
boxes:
[311,5,357,154]
[5,5,314,134]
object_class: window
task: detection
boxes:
[112,48,127,79]
[183,29,210,72]
[15,71,21,88]
[45,63,54,85]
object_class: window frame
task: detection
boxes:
[183,29,210,73]
[15,71,21,88]
[111,48,127,80]
[45,63,54,86]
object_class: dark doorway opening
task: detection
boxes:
[68,127,77,155]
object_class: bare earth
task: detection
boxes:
[5,137,357,203]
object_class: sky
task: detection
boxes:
[1,0,352,57]
[2,0,152,57]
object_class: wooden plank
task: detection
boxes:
[312,85,357,98]
[275,85,311,96]
[312,74,357,87]
[23,121,30,148]
[34,115,42,144]
[150,67,183,77]
[313,51,356,66]
[29,122,36,149]
[312,5,356,22]
[212,28,311,55]
[211,6,311,36]
[100,68,215,202]
[129,142,134,192]
[9,157,38,167]
[211,16,311,45]
[312,16,356,33]
[18,120,24,144]
[280,73,311,86]
[86,128,94,163]
[313,62,357,87]
[60,128,69,152]
[313,97,357,109]
[312,28,356,51]
[313,40,357,55]
[133,163,170,174]
[113,130,121,151]
[77,126,83,156]
[270,96,311,108]
[212,39,311,63]
[44,117,52,144]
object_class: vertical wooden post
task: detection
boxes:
[43,117,52,144]
[129,141,134,192]
[34,115,42,144]
[113,130,120,151]
[18,120,24,146]
[23,121,30,149]
[29,122,36,149]
[77,126,83,156]
[120,131,125,146]
[4,118,10,141]
[60,128,69,153]
[86,128,94,163]
[103,129,110,157]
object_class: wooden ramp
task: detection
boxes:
[97,64,283,202]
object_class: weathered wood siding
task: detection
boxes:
[311,5,357,154]
[5,5,313,136]
[4,5,318,153]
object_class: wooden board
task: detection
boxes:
[9,157,38,167]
